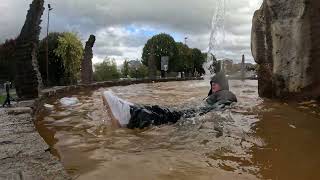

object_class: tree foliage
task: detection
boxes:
[121,60,149,79]
[54,32,83,84]
[171,42,192,72]
[142,33,177,71]
[142,33,207,76]
[121,60,130,78]
[128,64,148,78]
[93,58,120,81]
[0,39,16,83]
[192,48,206,74]
[38,32,66,86]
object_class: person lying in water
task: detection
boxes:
[102,72,237,129]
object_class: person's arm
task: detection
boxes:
[206,94,218,105]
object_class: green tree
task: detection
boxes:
[54,32,83,84]
[128,64,149,78]
[171,42,192,73]
[0,39,16,83]
[121,59,130,78]
[142,33,177,71]
[93,58,120,81]
[38,32,66,86]
[191,48,205,75]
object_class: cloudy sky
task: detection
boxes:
[0,0,262,65]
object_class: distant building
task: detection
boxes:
[222,59,233,74]
[231,63,256,73]
[215,58,256,76]
[216,59,234,74]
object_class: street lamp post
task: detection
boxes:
[45,4,53,86]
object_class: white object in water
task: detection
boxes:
[44,103,54,110]
[60,97,80,106]
[289,124,297,129]
[102,91,133,126]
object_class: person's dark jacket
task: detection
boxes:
[206,90,237,105]
[206,72,237,105]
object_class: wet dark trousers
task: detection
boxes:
[127,105,182,129]
[126,99,235,129]
[126,105,222,129]
[2,94,11,107]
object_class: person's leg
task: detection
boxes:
[7,94,10,107]
[144,105,181,125]
[179,108,198,118]
[2,96,9,107]
[127,106,153,129]
[127,105,182,129]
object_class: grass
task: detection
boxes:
[0,95,5,104]
[0,90,17,105]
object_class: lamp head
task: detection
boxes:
[48,4,53,11]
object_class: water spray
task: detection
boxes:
[203,0,226,81]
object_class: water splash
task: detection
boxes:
[203,0,226,80]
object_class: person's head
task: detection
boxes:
[208,72,229,95]
[211,81,222,93]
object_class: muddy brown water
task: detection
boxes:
[35,80,320,180]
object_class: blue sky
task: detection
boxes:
[125,25,184,42]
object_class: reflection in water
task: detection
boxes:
[35,80,320,180]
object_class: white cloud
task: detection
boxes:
[0,0,263,64]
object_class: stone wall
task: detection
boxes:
[251,2,274,98]
[81,35,95,84]
[251,0,320,99]
[0,104,69,179]
[15,0,44,100]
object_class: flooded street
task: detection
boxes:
[35,80,320,180]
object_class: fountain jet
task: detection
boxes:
[203,0,226,80]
